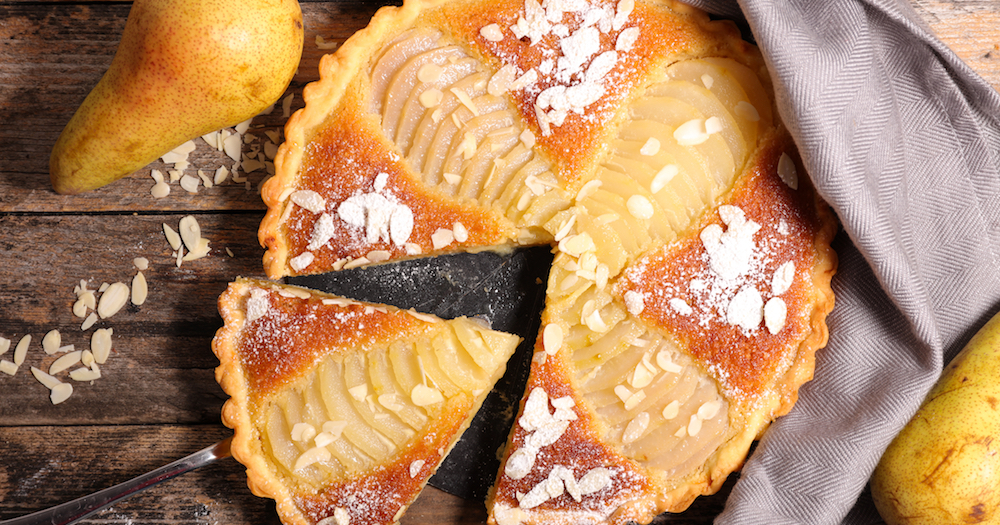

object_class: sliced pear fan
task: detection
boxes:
[213,279,520,525]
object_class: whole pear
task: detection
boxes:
[50,0,303,195]
[871,310,1000,524]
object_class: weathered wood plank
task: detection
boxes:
[0,425,732,524]
[911,0,1000,91]
[0,213,267,425]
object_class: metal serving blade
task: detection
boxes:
[1,437,232,525]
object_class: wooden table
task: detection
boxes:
[0,1,995,523]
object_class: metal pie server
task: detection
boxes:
[0,437,232,525]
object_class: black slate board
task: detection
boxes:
[288,246,553,500]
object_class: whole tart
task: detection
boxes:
[213,278,521,525]
[254,0,838,523]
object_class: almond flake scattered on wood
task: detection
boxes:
[234,117,253,135]
[91,328,113,364]
[97,282,129,319]
[163,224,182,251]
[201,130,220,149]
[70,364,101,382]
[315,35,338,50]
[13,335,29,366]
[180,174,200,193]
[81,313,98,331]
[42,329,61,355]
[131,271,148,306]
[50,382,73,404]
[30,366,61,389]
[49,350,82,375]
[214,166,230,185]
[223,133,243,162]
[0,360,17,376]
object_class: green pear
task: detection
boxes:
[50,0,303,195]
[871,310,1000,524]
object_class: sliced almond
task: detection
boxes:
[293,446,331,472]
[409,459,426,478]
[347,384,367,402]
[182,237,211,261]
[411,384,444,406]
[662,400,680,420]
[69,365,101,382]
[30,366,61,389]
[50,383,73,405]
[431,229,454,250]
[777,152,798,189]
[291,422,317,442]
[452,222,468,243]
[42,329,61,355]
[81,312,99,331]
[163,224,182,251]
[131,271,148,306]
[97,282,129,319]
[73,298,87,319]
[13,334,30,365]
[622,411,650,444]
[314,431,337,448]
[81,291,96,309]
[49,351,83,375]
[178,216,202,253]
[322,420,348,440]
[0,360,17,376]
[542,324,563,356]
[150,181,170,198]
[91,328,113,364]
[688,414,703,436]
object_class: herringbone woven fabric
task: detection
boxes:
[681,0,1000,523]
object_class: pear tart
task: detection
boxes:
[213,278,521,525]
[252,0,838,523]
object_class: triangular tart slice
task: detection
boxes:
[212,278,521,525]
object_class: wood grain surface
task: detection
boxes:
[0,1,995,524]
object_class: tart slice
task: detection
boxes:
[213,278,521,525]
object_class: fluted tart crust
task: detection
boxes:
[250,0,839,523]
[213,278,520,525]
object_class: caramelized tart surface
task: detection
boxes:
[213,279,520,525]
[247,0,839,523]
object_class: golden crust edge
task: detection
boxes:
[213,278,312,525]
[262,0,452,280]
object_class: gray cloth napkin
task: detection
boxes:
[679,0,1000,523]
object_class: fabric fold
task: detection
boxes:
[682,0,1000,523]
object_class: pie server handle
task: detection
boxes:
[1,436,232,525]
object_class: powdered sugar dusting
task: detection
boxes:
[623,204,798,339]
[486,0,640,136]
[246,288,271,324]
[336,173,414,247]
